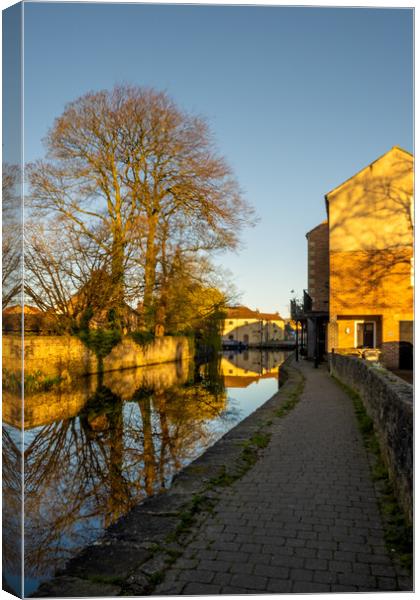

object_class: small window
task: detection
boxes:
[229,320,233,325]
[228,334,234,340]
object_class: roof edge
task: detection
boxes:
[325,146,413,202]
[305,220,328,238]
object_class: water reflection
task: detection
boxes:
[3,349,287,593]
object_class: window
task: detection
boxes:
[228,335,234,340]
[229,320,233,325]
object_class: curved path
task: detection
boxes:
[154,359,412,594]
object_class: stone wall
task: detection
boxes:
[329,352,413,523]
[3,334,192,381]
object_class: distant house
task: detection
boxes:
[222,306,285,347]
[3,269,142,334]
[2,304,58,333]
[303,146,413,369]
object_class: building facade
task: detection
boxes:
[304,146,413,369]
[327,146,413,368]
[222,306,285,347]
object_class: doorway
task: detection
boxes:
[399,321,413,369]
[356,321,375,348]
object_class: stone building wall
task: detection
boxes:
[329,352,413,523]
[306,221,329,312]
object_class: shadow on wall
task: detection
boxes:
[329,150,413,313]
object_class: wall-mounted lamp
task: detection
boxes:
[345,327,351,334]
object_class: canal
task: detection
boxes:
[3,349,289,596]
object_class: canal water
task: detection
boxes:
[3,349,289,596]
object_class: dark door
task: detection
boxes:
[399,321,413,369]
[357,322,374,348]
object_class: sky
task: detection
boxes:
[17,2,414,317]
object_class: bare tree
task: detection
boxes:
[27,85,254,329]
[2,163,22,309]
[24,218,113,330]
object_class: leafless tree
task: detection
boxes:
[2,163,22,309]
[27,85,254,329]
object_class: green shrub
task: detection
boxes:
[77,328,122,358]
[131,330,155,347]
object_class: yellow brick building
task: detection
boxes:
[326,146,413,368]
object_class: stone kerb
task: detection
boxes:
[329,352,413,523]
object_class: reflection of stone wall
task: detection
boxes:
[3,359,191,430]
[103,360,190,401]
[329,352,413,523]
[3,381,97,430]
[3,335,192,380]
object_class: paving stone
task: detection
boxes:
[313,569,338,584]
[334,549,356,562]
[168,557,198,571]
[254,564,288,579]
[240,542,262,553]
[216,550,249,563]
[357,552,393,565]
[331,583,358,592]
[304,557,328,570]
[210,541,240,552]
[328,559,352,573]
[293,546,317,559]
[182,582,221,594]
[397,576,413,590]
[220,585,250,593]
[317,549,333,560]
[229,562,255,575]
[198,559,230,573]
[377,576,399,590]
[290,568,313,582]
[266,578,293,593]
[293,581,331,592]
[212,572,233,586]
[338,572,377,587]
[230,573,268,590]
[177,569,214,584]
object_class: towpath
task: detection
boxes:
[154,359,412,594]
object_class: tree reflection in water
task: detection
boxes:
[20,357,227,582]
[2,425,23,596]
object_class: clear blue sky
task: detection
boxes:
[22,3,413,317]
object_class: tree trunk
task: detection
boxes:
[143,213,159,331]
[111,227,125,328]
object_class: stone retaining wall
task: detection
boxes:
[329,352,413,523]
[3,334,192,380]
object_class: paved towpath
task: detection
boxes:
[155,359,411,594]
